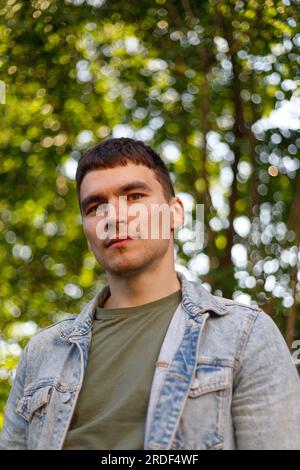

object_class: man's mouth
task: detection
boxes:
[105,236,134,248]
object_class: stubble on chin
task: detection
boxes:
[101,243,165,276]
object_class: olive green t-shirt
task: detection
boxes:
[63,288,182,450]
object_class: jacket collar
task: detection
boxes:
[58,270,229,341]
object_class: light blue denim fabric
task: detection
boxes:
[1,270,300,450]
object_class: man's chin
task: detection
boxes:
[100,258,146,276]
[107,266,145,277]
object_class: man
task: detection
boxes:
[1,137,300,450]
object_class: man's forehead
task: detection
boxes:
[80,164,157,197]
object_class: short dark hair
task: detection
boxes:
[76,137,175,206]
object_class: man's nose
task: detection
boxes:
[105,197,128,233]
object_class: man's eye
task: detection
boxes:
[87,205,98,214]
[128,193,144,201]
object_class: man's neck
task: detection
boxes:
[103,264,181,309]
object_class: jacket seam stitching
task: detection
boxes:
[24,341,30,447]
[234,310,260,377]
[33,317,76,337]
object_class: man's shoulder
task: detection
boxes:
[212,293,291,360]
[213,294,278,328]
[185,276,263,326]
[205,291,276,339]
[212,294,261,317]
[28,314,77,348]
[199,291,289,372]
[25,293,98,352]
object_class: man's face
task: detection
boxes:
[80,163,183,276]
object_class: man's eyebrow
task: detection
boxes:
[81,181,152,213]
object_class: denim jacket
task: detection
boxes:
[1,270,300,450]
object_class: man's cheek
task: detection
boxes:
[81,223,102,258]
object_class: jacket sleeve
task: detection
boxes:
[0,342,29,449]
[231,309,300,450]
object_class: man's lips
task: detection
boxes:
[105,237,134,248]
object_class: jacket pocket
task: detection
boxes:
[16,385,53,423]
[173,359,234,450]
[188,363,232,398]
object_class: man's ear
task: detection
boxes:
[171,197,184,230]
